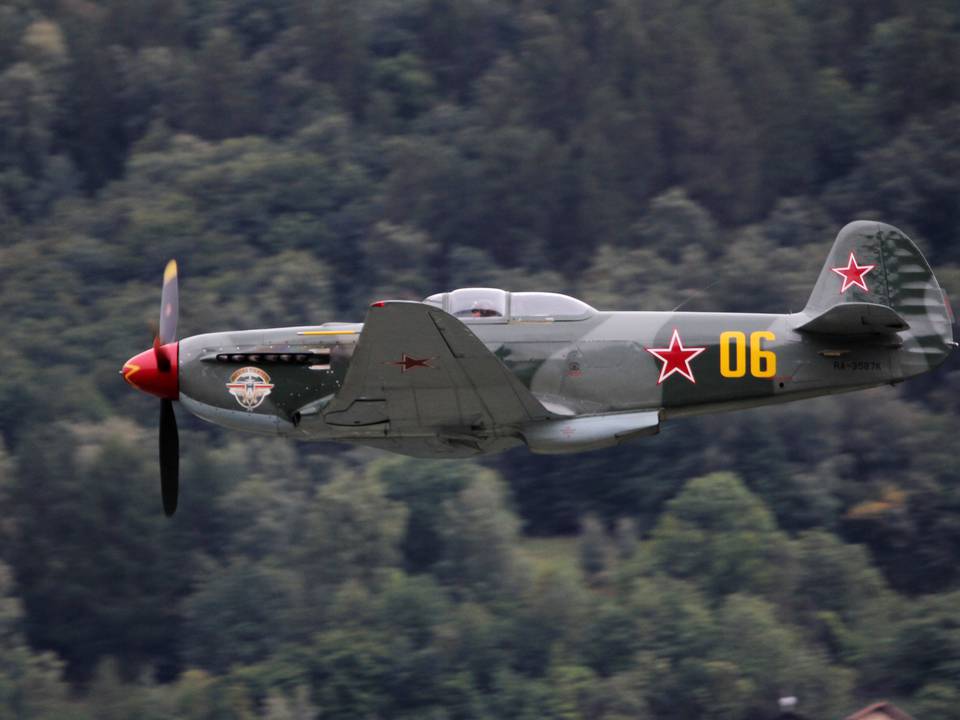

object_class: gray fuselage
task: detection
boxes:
[176,307,932,448]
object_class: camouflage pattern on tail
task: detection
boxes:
[802,220,955,378]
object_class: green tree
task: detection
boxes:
[713,594,854,720]
[437,473,525,601]
[307,627,393,720]
[628,188,716,262]
[5,426,192,681]
[0,60,70,218]
[0,561,71,720]
[642,5,763,223]
[648,473,791,599]
[630,577,719,663]
[369,52,436,126]
[509,567,589,678]
[183,560,298,675]
[579,601,637,677]
[788,530,898,671]
[56,0,130,189]
[83,658,172,720]
[360,221,438,302]
[577,513,613,583]
[188,28,257,138]
[299,469,408,597]
[913,683,960,720]
[0,2,959,714]
[374,457,475,573]
[262,685,318,720]
[296,0,369,116]
[886,591,960,695]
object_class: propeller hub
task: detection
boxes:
[122,342,179,400]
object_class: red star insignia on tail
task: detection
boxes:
[831,252,875,294]
[645,329,706,384]
[389,354,433,372]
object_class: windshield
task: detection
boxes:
[423,293,444,309]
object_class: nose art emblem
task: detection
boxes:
[226,367,274,411]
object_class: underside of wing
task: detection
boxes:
[322,302,553,440]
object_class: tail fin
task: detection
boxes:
[800,221,954,373]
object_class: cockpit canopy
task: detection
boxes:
[423,288,595,322]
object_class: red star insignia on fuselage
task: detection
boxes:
[831,252,875,294]
[645,329,706,384]
[389,354,433,372]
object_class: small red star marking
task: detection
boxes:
[831,251,875,294]
[389,354,433,373]
[645,329,706,385]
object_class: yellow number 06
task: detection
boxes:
[720,331,776,378]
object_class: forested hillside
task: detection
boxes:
[1,1,959,718]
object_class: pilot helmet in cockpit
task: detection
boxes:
[469,299,501,317]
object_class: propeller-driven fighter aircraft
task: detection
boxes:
[123,222,956,515]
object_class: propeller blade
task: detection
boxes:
[153,335,171,372]
[159,398,179,516]
[159,259,179,345]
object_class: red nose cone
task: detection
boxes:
[122,342,179,400]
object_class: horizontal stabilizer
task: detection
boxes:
[796,302,909,336]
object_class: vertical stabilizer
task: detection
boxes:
[803,221,954,375]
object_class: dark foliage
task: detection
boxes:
[1,1,959,717]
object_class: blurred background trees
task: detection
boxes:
[1,0,959,717]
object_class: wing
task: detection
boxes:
[323,301,553,434]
